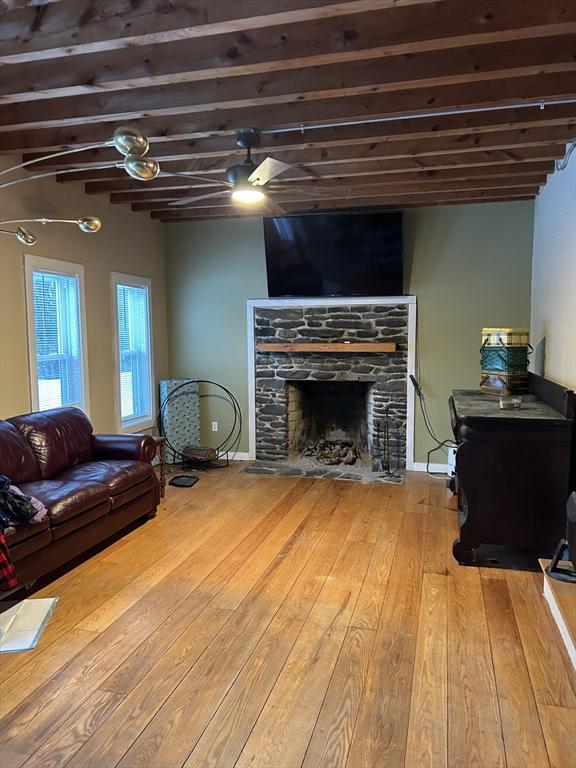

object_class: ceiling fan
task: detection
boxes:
[166,128,346,211]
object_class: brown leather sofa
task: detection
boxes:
[0,407,160,587]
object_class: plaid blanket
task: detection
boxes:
[0,531,16,591]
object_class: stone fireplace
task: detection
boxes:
[246,298,416,482]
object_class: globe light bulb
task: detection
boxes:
[124,155,161,181]
[77,216,102,233]
[112,126,149,157]
[16,227,37,245]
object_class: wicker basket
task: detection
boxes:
[480,345,530,373]
[481,327,530,347]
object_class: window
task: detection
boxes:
[112,273,154,429]
[25,256,89,413]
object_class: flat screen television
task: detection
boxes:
[264,211,404,298]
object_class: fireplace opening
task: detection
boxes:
[287,381,371,466]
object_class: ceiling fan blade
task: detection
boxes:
[163,171,232,188]
[248,157,295,186]
[169,190,230,207]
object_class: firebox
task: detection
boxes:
[287,381,370,466]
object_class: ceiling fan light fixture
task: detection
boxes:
[123,155,161,181]
[112,126,149,157]
[231,186,266,204]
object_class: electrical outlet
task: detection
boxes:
[211,421,219,432]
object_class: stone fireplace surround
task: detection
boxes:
[246,298,416,481]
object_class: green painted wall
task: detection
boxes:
[166,218,267,453]
[166,201,534,461]
[404,203,534,463]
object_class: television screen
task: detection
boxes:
[264,211,404,298]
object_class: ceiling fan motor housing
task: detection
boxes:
[226,160,257,186]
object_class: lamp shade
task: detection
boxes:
[16,227,37,245]
[77,216,102,233]
[112,126,149,157]
[124,155,160,181]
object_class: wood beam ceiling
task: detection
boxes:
[1,0,574,219]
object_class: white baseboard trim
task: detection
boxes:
[412,462,451,474]
[227,451,251,461]
[543,578,576,670]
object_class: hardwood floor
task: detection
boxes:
[1,466,575,768]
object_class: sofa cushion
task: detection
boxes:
[56,460,155,497]
[0,420,40,484]
[4,516,52,562]
[19,478,111,526]
[9,407,93,479]
[109,475,157,510]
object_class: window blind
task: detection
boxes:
[31,270,85,411]
[116,282,152,426]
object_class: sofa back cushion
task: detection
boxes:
[9,407,94,479]
[0,419,40,484]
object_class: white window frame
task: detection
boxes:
[24,254,90,415]
[111,272,155,432]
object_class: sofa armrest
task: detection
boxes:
[91,434,157,463]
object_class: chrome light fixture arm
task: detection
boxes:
[0,142,117,178]
[0,156,160,190]
[0,126,151,179]
[0,163,123,189]
[0,216,102,244]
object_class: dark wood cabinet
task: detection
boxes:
[449,374,575,565]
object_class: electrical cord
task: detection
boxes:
[156,379,243,464]
[412,310,456,477]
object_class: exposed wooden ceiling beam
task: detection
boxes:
[41,104,575,173]
[116,173,548,205]
[80,164,554,200]
[83,158,557,195]
[28,126,575,176]
[0,0,436,63]
[4,39,575,131]
[158,197,537,221]
[152,189,536,220]
[3,16,575,104]
[148,184,539,213]
[2,71,574,154]
[111,145,569,179]
[129,177,543,211]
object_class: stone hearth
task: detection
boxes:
[246,298,415,483]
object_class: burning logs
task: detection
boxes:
[303,439,358,465]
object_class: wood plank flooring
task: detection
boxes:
[1,465,575,768]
